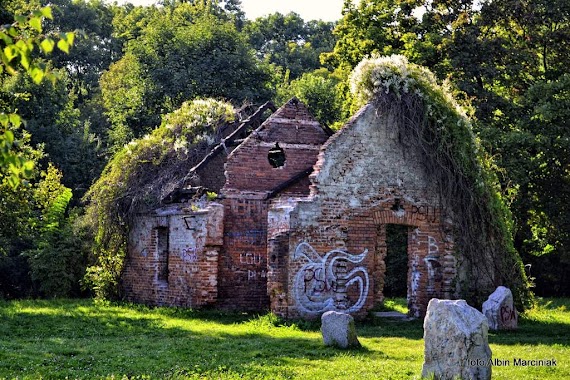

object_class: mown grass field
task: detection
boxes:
[0,298,568,379]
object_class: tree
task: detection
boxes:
[244,12,336,80]
[440,0,570,295]
[1,5,74,187]
[45,0,122,102]
[276,69,344,127]
[0,5,83,299]
[101,7,271,150]
[322,0,417,69]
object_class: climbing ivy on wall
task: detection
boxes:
[83,98,235,299]
[350,55,533,308]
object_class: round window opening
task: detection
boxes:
[268,142,286,168]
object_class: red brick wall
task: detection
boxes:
[268,104,458,319]
[218,98,329,310]
[216,197,269,310]
[122,203,223,307]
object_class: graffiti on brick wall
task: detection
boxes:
[181,247,199,263]
[424,236,442,296]
[239,252,263,265]
[411,205,438,222]
[293,242,369,314]
[248,269,267,282]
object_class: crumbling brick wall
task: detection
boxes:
[122,203,223,307]
[268,104,458,319]
[218,98,330,311]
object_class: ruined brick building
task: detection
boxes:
[122,98,459,318]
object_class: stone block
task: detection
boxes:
[422,299,491,380]
[482,286,518,330]
[321,311,361,349]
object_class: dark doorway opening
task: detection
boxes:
[384,224,408,297]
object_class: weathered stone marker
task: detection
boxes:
[422,299,491,380]
[321,311,361,348]
[482,286,518,330]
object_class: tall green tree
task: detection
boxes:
[276,69,344,127]
[322,0,418,69]
[0,5,84,299]
[101,5,271,150]
[447,1,570,294]
[1,5,74,186]
[244,12,336,79]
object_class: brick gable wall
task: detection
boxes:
[268,104,457,319]
[216,98,330,310]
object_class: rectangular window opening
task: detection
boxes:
[156,227,169,283]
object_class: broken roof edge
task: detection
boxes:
[248,97,334,138]
[189,97,327,179]
[161,98,334,205]
[188,101,277,174]
[309,103,375,191]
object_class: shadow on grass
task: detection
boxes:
[358,317,424,340]
[488,319,570,347]
[0,299,381,379]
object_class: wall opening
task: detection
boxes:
[156,227,169,283]
[268,143,286,168]
[384,224,409,297]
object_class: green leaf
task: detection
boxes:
[0,113,9,127]
[7,175,18,188]
[65,32,75,47]
[14,15,26,25]
[1,53,17,74]
[29,16,42,32]
[4,130,14,145]
[31,66,44,84]
[57,39,69,54]
[20,52,30,70]
[22,159,35,177]
[3,45,17,61]
[40,6,53,20]
[9,113,21,127]
[0,31,13,45]
[15,39,29,52]
[40,38,55,54]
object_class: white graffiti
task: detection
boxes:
[428,236,439,256]
[247,269,267,281]
[293,242,369,315]
[239,252,262,265]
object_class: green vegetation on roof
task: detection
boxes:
[83,98,234,299]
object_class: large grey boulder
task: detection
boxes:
[482,286,518,330]
[422,299,492,380]
[321,311,361,348]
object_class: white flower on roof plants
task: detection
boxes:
[173,137,188,154]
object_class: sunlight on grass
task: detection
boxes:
[0,298,569,379]
[381,297,409,314]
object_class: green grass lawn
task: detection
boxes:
[0,298,568,379]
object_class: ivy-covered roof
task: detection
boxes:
[349,54,532,308]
